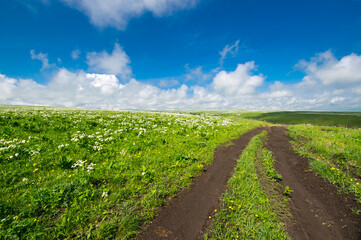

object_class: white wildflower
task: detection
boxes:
[102,192,108,198]
[22,178,28,182]
[93,145,102,151]
[87,163,96,172]
[71,160,85,168]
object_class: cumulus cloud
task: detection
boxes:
[60,0,199,29]
[0,68,221,109]
[0,69,125,108]
[297,50,361,87]
[30,49,53,70]
[0,74,17,101]
[261,81,292,98]
[219,40,240,65]
[212,61,264,96]
[86,43,132,79]
[0,69,186,109]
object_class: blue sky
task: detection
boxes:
[1,0,361,110]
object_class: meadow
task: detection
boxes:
[240,111,361,128]
[1,106,360,239]
[0,106,263,239]
[179,110,361,128]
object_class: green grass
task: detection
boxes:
[241,111,361,128]
[173,110,361,128]
[204,131,289,240]
[262,149,282,181]
[288,124,361,202]
[0,105,265,239]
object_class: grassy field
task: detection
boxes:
[176,110,361,128]
[0,106,264,239]
[240,111,361,128]
[1,106,360,239]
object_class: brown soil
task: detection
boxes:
[266,126,361,240]
[137,127,267,240]
[138,126,361,240]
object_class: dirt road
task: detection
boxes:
[138,127,266,240]
[138,126,361,240]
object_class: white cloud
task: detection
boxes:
[1,66,360,110]
[330,96,346,105]
[60,0,199,29]
[71,49,81,60]
[297,50,361,87]
[86,43,132,79]
[212,61,264,96]
[30,49,53,70]
[2,48,361,110]
[87,73,124,95]
[219,40,240,65]
[262,81,292,98]
[0,74,17,101]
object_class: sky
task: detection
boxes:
[1,0,361,110]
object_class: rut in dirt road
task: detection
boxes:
[137,127,267,240]
[266,126,361,240]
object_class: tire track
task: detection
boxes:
[266,126,361,240]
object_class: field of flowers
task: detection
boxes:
[0,106,264,239]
